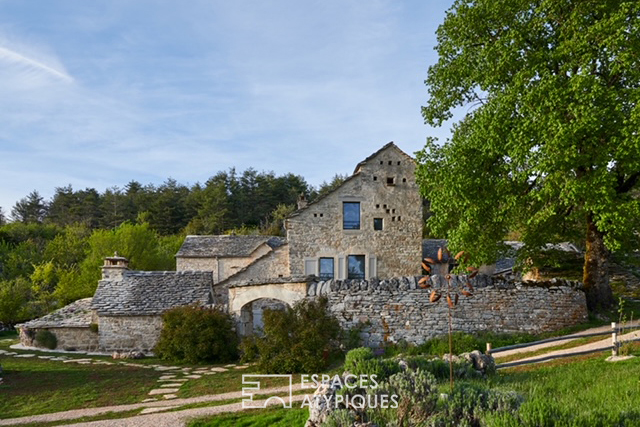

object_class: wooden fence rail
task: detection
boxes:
[489,322,640,369]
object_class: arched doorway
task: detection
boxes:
[238,298,289,336]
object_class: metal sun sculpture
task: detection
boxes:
[418,247,478,389]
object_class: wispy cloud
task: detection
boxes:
[0,44,72,83]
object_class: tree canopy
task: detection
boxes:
[417,0,640,309]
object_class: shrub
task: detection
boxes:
[255,297,341,373]
[89,323,99,333]
[154,305,238,364]
[34,329,57,349]
[344,347,374,371]
[405,356,482,381]
[239,335,260,363]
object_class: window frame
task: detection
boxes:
[342,202,361,230]
[347,254,366,280]
[318,257,335,280]
[373,218,383,231]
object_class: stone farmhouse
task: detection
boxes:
[16,142,588,352]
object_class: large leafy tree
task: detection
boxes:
[417,0,640,309]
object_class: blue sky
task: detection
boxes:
[0,0,459,215]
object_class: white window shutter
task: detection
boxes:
[368,255,377,279]
[304,258,317,276]
[338,256,346,280]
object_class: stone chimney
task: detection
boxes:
[102,252,129,281]
[297,193,308,209]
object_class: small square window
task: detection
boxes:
[373,218,383,230]
[398,216,401,221]
[402,178,407,183]
[392,208,396,214]
[376,204,380,209]
[397,161,401,165]
[386,177,395,186]
[388,161,392,165]
[392,216,396,221]
[386,209,390,214]
[320,213,323,217]
[383,204,387,209]
[314,213,317,217]
[373,176,377,181]
[379,160,383,165]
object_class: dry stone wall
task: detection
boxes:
[308,275,587,347]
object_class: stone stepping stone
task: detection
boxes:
[141,406,174,414]
[141,398,158,403]
[163,394,178,399]
[159,375,176,380]
[78,361,92,364]
[37,355,53,359]
[224,364,236,367]
[93,361,113,365]
[158,378,187,383]
[149,388,179,395]
[155,366,180,371]
[15,354,36,358]
[184,375,201,379]
[193,370,209,374]
[63,359,92,363]
[203,372,217,375]
[160,383,184,388]
[210,367,227,372]
[0,350,7,354]
[234,365,250,369]
[49,357,66,361]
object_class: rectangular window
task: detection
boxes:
[373,218,383,230]
[343,202,360,230]
[347,255,366,279]
[319,258,334,279]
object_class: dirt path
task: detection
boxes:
[0,384,307,426]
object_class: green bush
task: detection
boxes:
[154,305,239,364]
[344,347,374,370]
[404,356,482,381]
[239,335,260,363]
[255,297,341,373]
[34,329,57,349]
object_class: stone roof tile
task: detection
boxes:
[176,235,284,258]
[16,298,94,329]
[91,271,213,316]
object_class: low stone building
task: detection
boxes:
[17,255,214,353]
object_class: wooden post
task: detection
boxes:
[612,322,618,357]
[486,342,492,355]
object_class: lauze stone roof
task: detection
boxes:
[17,298,94,329]
[176,235,285,258]
[91,271,213,316]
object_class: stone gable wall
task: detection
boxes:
[215,246,290,308]
[308,275,587,347]
[98,315,163,352]
[287,146,422,279]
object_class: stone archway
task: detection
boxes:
[228,281,309,336]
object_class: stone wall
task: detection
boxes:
[215,246,290,308]
[286,144,422,280]
[177,243,273,283]
[98,315,163,352]
[308,275,587,347]
[18,327,99,352]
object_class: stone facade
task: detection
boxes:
[18,327,99,352]
[214,246,290,307]
[307,275,587,346]
[98,316,164,352]
[286,143,422,280]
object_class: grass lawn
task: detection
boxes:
[188,406,308,427]
[0,354,159,419]
[484,344,640,425]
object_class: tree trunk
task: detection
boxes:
[583,214,614,311]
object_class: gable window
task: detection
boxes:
[343,202,360,230]
[373,218,383,231]
[319,257,334,279]
[347,255,366,279]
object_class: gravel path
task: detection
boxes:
[65,394,309,427]
[0,384,306,426]
[495,321,640,367]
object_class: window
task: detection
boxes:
[386,177,395,186]
[373,176,378,181]
[343,202,360,229]
[347,255,366,279]
[373,218,383,230]
[319,258,334,279]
